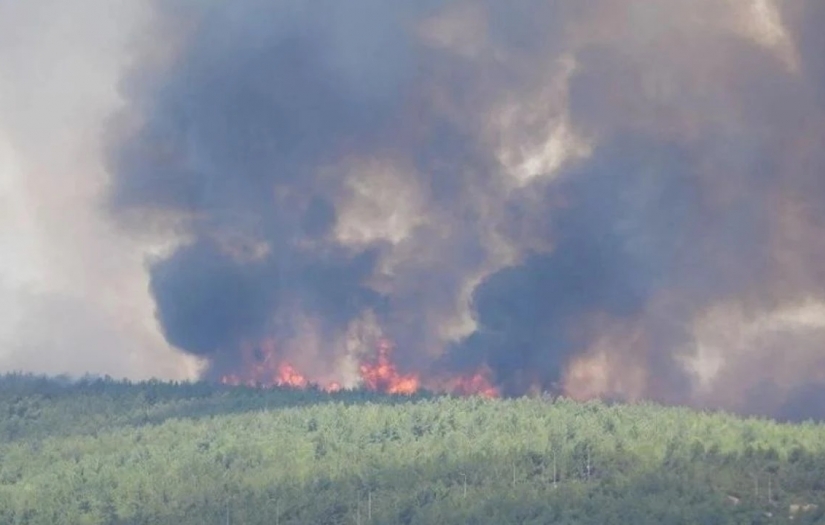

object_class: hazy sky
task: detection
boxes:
[0,0,201,379]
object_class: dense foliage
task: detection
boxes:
[0,374,824,524]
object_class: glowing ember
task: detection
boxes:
[358,339,420,395]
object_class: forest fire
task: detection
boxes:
[439,370,499,399]
[219,338,498,397]
[274,363,309,389]
[358,339,420,394]
[219,361,308,389]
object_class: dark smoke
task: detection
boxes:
[450,137,701,395]
[109,0,825,416]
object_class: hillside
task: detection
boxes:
[0,375,823,524]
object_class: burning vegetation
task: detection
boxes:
[221,338,498,397]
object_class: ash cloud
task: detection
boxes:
[108,0,825,416]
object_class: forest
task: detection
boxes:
[0,373,824,524]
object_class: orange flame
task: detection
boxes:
[219,341,319,389]
[358,339,420,395]
[441,369,499,398]
[218,337,499,398]
[275,362,308,389]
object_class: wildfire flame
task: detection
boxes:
[219,338,498,397]
[275,362,309,389]
[440,369,499,399]
[358,339,420,394]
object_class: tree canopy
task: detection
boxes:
[0,373,823,524]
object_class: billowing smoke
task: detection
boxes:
[6,0,819,416]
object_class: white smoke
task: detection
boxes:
[0,0,201,379]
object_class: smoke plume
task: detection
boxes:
[4,0,825,416]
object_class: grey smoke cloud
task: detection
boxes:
[4,0,824,416]
[109,0,825,414]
